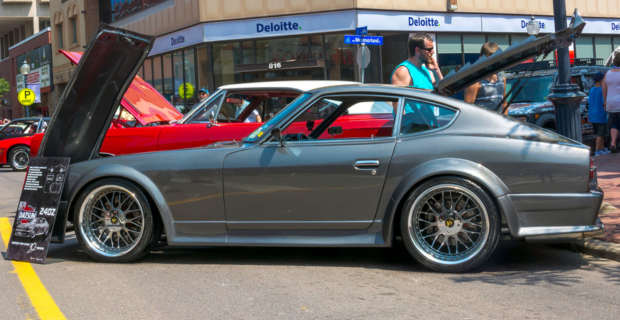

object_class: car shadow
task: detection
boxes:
[34,236,620,286]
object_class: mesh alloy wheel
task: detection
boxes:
[78,185,145,257]
[401,177,500,272]
[10,147,30,171]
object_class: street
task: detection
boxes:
[1,167,619,319]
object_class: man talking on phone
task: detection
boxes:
[391,33,443,90]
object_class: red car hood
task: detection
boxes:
[59,50,182,125]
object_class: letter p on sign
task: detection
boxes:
[18,88,36,106]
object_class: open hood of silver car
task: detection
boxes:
[38,24,155,164]
[435,10,586,96]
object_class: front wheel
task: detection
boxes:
[9,146,30,171]
[74,178,162,263]
[400,177,500,272]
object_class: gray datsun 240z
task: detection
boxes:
[37,12,603,272]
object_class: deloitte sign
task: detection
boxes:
[257,21,301,33]
[409,17,440,27]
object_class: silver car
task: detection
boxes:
[39,17,603,272]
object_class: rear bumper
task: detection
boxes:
[499,188,604,239]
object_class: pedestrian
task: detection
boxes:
[198,87,209,102]
[589,72,610,156]
[603,51,620,153]
[391,33,443,89]
[463,42,507,113]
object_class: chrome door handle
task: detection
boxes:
[354,160,380,169]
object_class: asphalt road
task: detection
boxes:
[1,166,619,319]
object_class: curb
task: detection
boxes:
[562,239,620,262]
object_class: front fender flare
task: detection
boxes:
[381,158,511,243]
[63,164,175,242]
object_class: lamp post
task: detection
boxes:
[547,1,585,143]
[20,61,31,117]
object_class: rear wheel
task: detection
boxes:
[400,177,500,272]
[74,178,162,263]
[9,146,30,171]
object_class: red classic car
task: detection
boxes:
[0,50,182,171]
[30,80,358,161]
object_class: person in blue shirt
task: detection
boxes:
[391,33,443,90]
[589,72,609,156]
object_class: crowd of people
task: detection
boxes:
[590,51,620,156]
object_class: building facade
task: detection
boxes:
[0,0,50,119]
[101,0,620,113]
[51,0,101,116]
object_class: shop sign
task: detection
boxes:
[150,24,204,56]
[580,18,620,34]
[357,11,482,32]
[203,11,356,42]
[481,15,556,33]
[178,83,194,99]
[4,158,71,264]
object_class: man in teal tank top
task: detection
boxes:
[391,33,443,114]
[391,33,443,90]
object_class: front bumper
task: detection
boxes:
[14,229,34,237]
[499,188,604,240]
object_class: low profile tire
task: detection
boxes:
[400,176,500,273]
[9,146,30,171]
[74,178,162,263]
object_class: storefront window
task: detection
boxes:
[615,37,620,50]
[364,33,382,84]
[510,34,529,45]
[575,35,594,59]
[595,36,612,60]
[184,48,197,110]
[436,33,462,76]
[487,34,510,50]
[256,37,309,63]
[197,46,209,92]
[381,33,407,84]
[172,51,184,112]
[212,42,241,88]
[463,34,485,64]
[163,53,174,107]
[152,56,163,95]
[309,36,323,60]
[325,34,355,81]
[242,41,255,64]
[143,58,153,86]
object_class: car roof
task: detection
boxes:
[218,81,359,92]
[10,118,51,122]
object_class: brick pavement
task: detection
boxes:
[593,153,620,244]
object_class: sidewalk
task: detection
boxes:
[592,153,620,244]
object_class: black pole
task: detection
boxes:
[548,0,584,143]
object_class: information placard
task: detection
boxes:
[4,157,70,264]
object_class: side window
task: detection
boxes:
[400,100,456,136]
[281,95,396,141]
[190,95,223,123]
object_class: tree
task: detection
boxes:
[0,78,9,96]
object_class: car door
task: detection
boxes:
[222,94,400,230]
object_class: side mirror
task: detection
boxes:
[327,126,343,138]
[208,110,219,127]
[271,128,285,147]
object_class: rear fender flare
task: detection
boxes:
[65,164,175,241]
[381,158,511,243]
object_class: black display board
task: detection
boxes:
[4,157,70,264]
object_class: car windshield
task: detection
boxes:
[179,89,224,123]
[0,120,38,134]
[506,76,555,103]
[243,93,312,143]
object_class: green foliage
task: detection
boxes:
[0,78,9,96]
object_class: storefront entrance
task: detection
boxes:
[240,67,325,83]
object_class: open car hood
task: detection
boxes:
[435,10,586,96]
[59,50,182,126]
[38,24,155,164]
